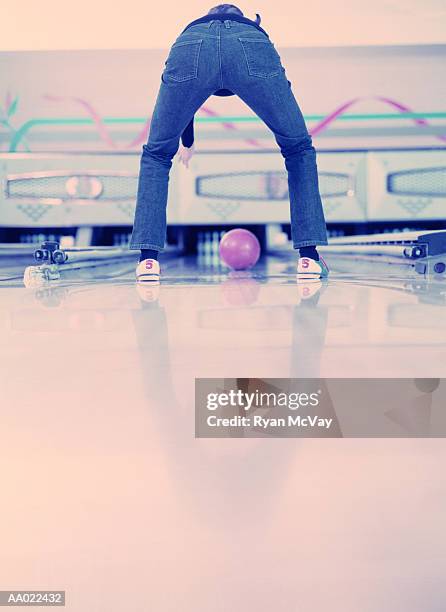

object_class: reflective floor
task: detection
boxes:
[1,254,446,611]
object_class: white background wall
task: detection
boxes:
[3,0,446,50]
[1,45,445,152]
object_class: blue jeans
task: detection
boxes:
[130,18,328,251]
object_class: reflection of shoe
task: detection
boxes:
[136,259,160,283]
[135,282,160,303]
[297,256,329,281]
[296,280,322,299]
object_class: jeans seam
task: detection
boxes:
[217,24,223,89]
[129,243,164,251]
[293,240,328,249]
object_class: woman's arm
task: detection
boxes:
[181,117,194,148]
[178,116,195,168]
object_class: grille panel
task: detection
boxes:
[196,171,350,200]
[388,167,446,197]
[6,173,138,201]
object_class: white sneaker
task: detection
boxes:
[297,256,329,281]
[135,258,160,282]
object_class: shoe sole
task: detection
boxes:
[296,274,321,283]
[136,275,160,283]
[296,272,329,282]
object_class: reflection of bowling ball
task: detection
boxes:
[221,273,261,306]
[414,379,440,393]
[219,229,261,271]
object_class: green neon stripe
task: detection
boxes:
[19,112,444,123]
[6,112,446,152]
[199,112,446,122]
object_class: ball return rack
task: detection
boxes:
[23,240,136,287]
[319,230,446,277]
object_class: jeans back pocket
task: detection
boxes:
[238,37,283,78]
[163,39,203,82]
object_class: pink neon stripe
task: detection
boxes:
[309,96,446,142]
[44,94,116,147]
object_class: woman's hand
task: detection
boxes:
[177,143,195,169]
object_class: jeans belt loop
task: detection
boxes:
[224,19,231,28]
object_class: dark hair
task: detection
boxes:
[207,4,244,16]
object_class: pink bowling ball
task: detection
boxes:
[219,229,261,271]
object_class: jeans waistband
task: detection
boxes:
[208,19,233,29]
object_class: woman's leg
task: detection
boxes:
[129,88,204,252]
[224,39,328,250]
[139,248,158,262]
[130,36,216,252]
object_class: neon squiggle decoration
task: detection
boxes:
[310,96,446,142]
[44,94,116,147]
[36,93,446,149]
[43,94,152,149]
[197,105,263,148]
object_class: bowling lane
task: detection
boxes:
[1,253,446,611]
[1,252,445,381]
